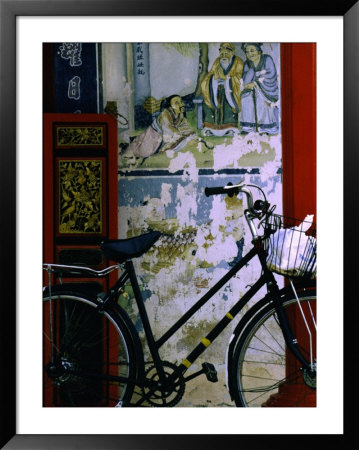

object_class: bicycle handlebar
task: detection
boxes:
[205,183,271,239]
[205,183,255,212]
[205,185,239,197]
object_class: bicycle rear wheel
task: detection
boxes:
[228,288,316,407]
[43,287,137,407]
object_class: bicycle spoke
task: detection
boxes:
[43,331,60,353]
[232,294,316,407]
[43,292,136,407]
[247,345,283,357]
[245,391,273,406]
[61,305,101,351]
[260,322,286,354]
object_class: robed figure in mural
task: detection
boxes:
[122,95,198,160]
[201,43,243,136]
[239,43,279,135]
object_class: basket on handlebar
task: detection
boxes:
[262,213,317,280]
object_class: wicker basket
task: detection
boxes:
[263,214,316,279]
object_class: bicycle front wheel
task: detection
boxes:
[43,288,137,407]
[229,288,316,407]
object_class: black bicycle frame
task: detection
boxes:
[107,237,312,392]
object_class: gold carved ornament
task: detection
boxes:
[56,126,104,146]
[58,160,103,234]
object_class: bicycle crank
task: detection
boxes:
[141,361,185,407]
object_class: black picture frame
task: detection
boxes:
[1,1,356,448]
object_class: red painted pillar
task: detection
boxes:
[263,43,317,407]
[43,113,119,406]
[281,43,317,219]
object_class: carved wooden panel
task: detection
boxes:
[56,158,106,236]
[55,124,106,148]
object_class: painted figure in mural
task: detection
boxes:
[201,43,244,136]
[239,43,279,135]
[122,95,199,160]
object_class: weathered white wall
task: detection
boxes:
[117,158,282,406]
[102,42,282,406]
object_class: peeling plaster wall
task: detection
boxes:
[117,169,283,406]
[103,42,283,406]
[117,170,282,328]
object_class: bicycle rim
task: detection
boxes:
[43,292,136,407]
[232,292,316,407]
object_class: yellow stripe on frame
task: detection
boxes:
[182,359,192,368]
[226,312,234,320]
[201,337,211,347]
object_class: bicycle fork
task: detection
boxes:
[267,277,315,373]
[251,241,316,375]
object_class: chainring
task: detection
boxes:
[142,361,185,407]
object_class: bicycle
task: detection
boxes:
[43,181,316,407]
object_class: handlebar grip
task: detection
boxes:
[205,186,228,196]
[205,183,240,197]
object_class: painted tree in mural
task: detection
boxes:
[195,43,209,97]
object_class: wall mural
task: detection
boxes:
[114,42,281,172]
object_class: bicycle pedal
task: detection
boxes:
[202,362,218,383]
[115,400,134,407]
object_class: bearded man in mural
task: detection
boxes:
[239,43,280,135]
[201,43,243,136]
[122,95,201,161]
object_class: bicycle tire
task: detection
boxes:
[228,287,316,407]
[43,286,138,407]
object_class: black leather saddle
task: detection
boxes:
[101,231,161,263]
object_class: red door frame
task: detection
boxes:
[43,113,119,266]
[43,113,119,406]
[263,43,317,407]
[281,43,317,218]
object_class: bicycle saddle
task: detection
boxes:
[100,231,161,263]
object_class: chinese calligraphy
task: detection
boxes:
[136,44,146,76]
[68,76,81,100]
[59,43,83,67]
